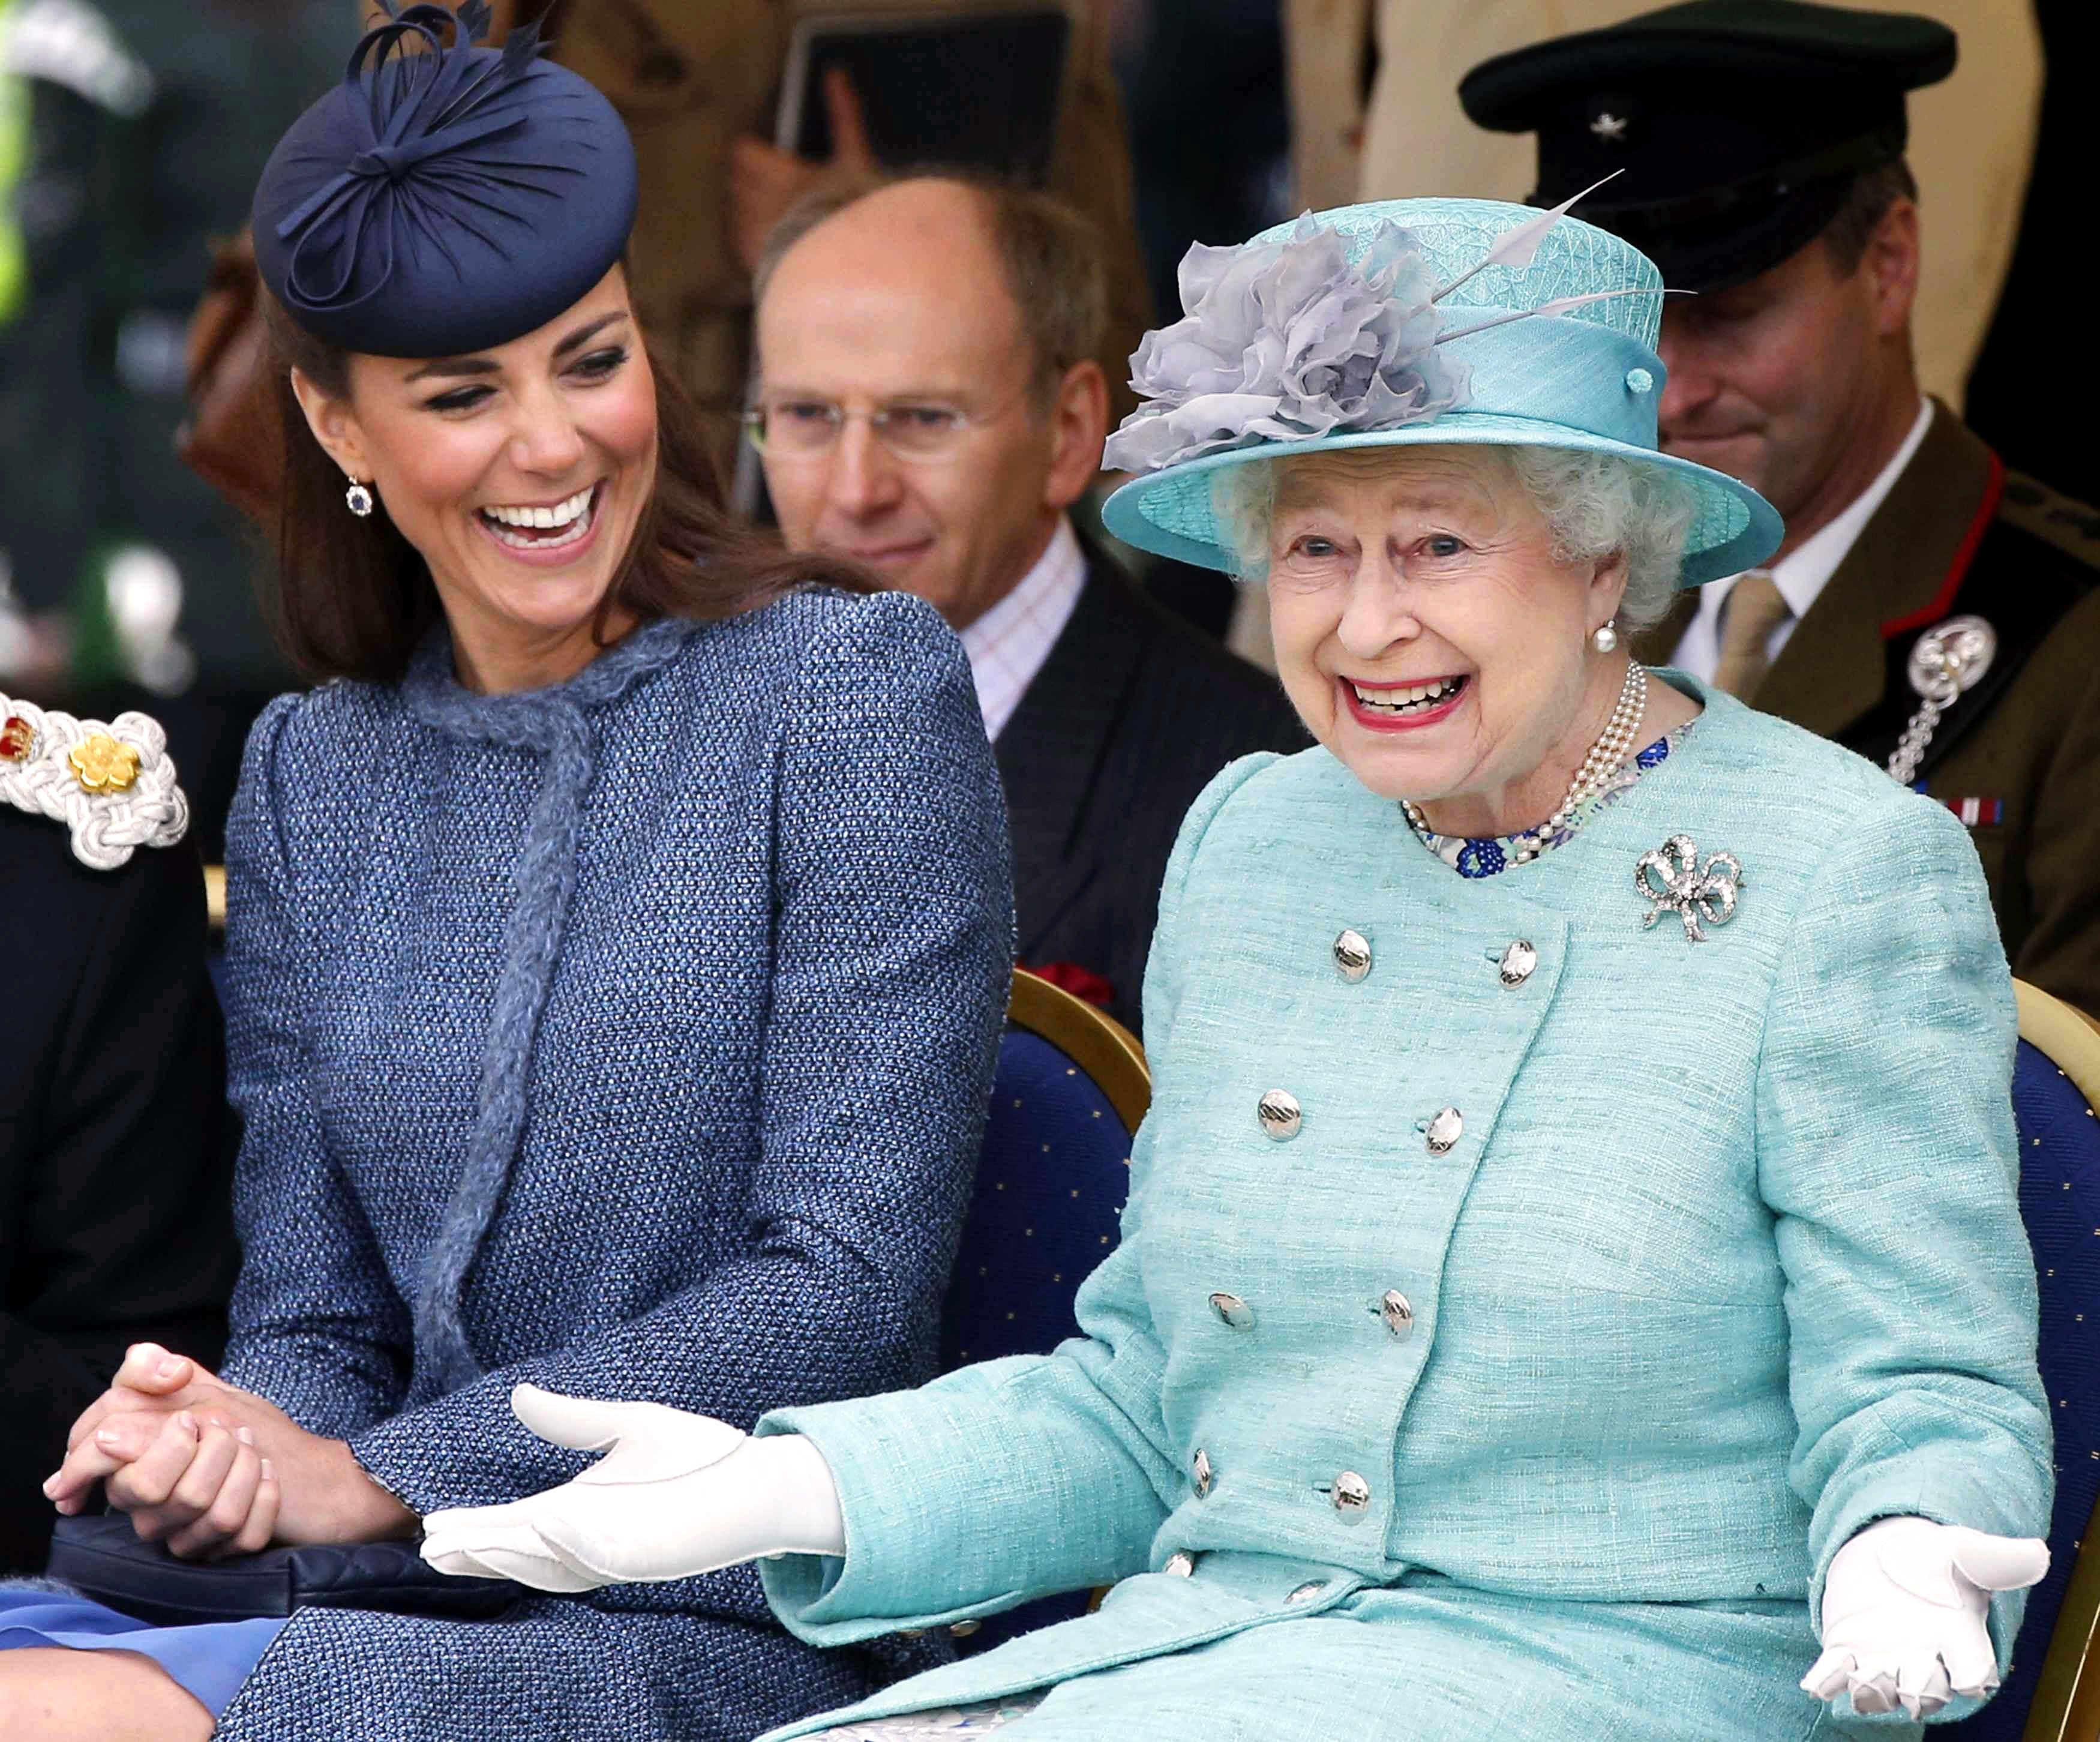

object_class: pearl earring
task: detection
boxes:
[345,479,374,518]
[1592,619,1619,653]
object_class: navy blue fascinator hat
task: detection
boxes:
[253,1,638,358]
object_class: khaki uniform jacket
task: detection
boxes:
[1632,407,2100,1018]
[1285,0,2042,409]
[543,0,1153,463]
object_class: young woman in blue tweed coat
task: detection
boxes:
[428,198,2054,1741]
[0,11,1010,1739]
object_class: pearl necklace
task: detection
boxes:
[1403,661,1649,862]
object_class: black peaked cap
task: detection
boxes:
[1459,0,1956,290]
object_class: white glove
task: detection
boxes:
[419,1385,846,1592]
[1801,1516,2050,1719]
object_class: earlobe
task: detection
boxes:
[1591,550,1631,623]
[1871,201,1922,333]
[1046,361,1112,510]
[288,368,370,482]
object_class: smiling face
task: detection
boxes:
[289,266,658,692]
[1261,446,1630,825]
[753,179,1105,629]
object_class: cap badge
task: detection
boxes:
[1589,111,1630,143]
[68,733,142,795]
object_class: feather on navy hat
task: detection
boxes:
[252,1,638,358]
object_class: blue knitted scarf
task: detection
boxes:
[400,615,697,1393]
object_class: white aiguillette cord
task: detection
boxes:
[0,690,190,869]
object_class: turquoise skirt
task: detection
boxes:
[0,1585,283,1716]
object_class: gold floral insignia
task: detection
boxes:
[68,732,142,794]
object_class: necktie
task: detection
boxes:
[1712,571,1792,699]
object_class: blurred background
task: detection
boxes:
[0,0,2083,854]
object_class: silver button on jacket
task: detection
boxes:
[1331,1471,1372,1518]
[1332,928,1372,982]
[1379,1290,1414,1338]
[1193,1449,1213,1497]
[1498,939,1538,987]
[1258,1089,1302,1141]
[1286,1580,1327,1605]
[1209,1291,1255,1329]
[1426,1106,1463,1156]
[1163,1551,1195,1576]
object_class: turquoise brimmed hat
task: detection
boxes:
[1100,194,1781,587]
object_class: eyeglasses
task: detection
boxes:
[741,389,1030,463]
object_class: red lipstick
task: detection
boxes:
[1339,673,1470,734]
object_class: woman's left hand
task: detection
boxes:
[1802,1517,2050,1717]
[421,1385,843,1590]
[75,1410,283,1559]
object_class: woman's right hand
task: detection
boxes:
[49,1342,415,1555]
[57,1341,211,1472]
[419,1386,845,1590]
[45,1345,272,1555]
[95,1410,283,1559]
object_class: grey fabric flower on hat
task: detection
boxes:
[1103,215,1471,474]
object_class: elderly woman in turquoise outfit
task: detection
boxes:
[422,196,2053,1740]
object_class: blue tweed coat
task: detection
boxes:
[210,592,1012,1740]
[754,681,2050,1742]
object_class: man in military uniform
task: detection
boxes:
[1461,0,2100,1017]
[0,694,235,1572]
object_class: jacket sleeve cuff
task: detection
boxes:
[753,1389,1027,1644]
[344,1379,587,1517]
[751,1350,1166,1643]
[1811,1455,2038,1670]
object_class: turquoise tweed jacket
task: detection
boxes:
[755,681,2051,1742]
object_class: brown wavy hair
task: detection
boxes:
[260,292,875,684]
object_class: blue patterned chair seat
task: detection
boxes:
[936,988,1139,1651]
[1949,993,2100,1740]
[941,1028,1130,1371]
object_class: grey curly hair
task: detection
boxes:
[1208,446,1700,632]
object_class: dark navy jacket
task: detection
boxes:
[997,556,1306,1032]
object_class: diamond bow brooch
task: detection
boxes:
[1635,835,1743,943]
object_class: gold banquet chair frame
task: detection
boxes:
[1004,967,1150,1134]
[2015,981,2100,1742]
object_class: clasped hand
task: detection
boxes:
[1802,1516,2050,1719]
[46,1342,416,1558]
[421,1386,844,1591]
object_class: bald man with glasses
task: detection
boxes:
[751,176,1304,1032]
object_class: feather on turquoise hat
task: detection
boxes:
[1100,193,1782,587]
